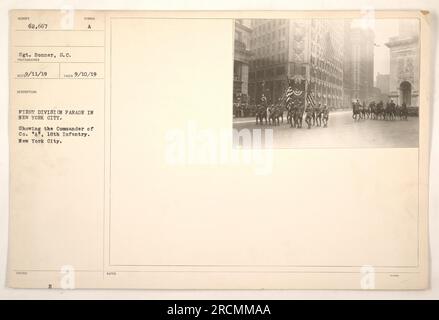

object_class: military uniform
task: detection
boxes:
[305,106,313,129]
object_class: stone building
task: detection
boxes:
[371,86,388,103]
[248,19,344,108]
[343,21,375,106]
[375,72,390,96]
[385,20,419,108]
[233,19,252,103]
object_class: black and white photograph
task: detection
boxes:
[233,18,420,148]
[1,2,436,299]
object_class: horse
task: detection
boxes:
[364,103,371,119]
[394,104,401,120]
[384,101,395,121]
[376,101,384,120]
[352,102,361,121]
[255,105,267,125]
[369,101,377,120]
[269,106,284,126]
[359,104,366,120]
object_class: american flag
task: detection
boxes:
[306,91,316,107]
[285,85,294,105]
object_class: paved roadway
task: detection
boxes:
[233,110,419,148]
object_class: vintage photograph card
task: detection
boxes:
[7,10,430,289]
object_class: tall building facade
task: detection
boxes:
[371,86,388,103]
[248,19,290,105]
[248,19,344,108]
[343,21,375,106]
[385,20,419,107]
[308,20,344,109]
[375,72,390,96]
[233,19,252,103]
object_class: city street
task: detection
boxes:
[233,110,419,148]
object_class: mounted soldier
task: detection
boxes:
[389,99,396,120]
[363,101,370,119]
[369,101,377,120]
[261,93,268,108]
[352,100,361,120]
[377,100,384,120]
[255,104,267,125]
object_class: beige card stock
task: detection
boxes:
[7,10,430,289]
